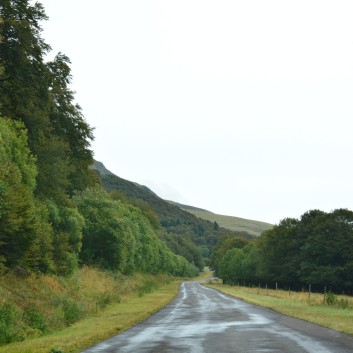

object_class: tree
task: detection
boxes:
[74,187,199,277]
[0,1,96,204]
[0,118,53,272]
[74,187,133,272]
[256,218,299,288]
[46,53,96,194]
[218,248,246,284]
[298,209,353,291]
[210,236,248,275]
[160,233,205,270]
[46,200,85,275]
[0,0,50,132]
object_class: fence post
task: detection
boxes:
[289,287,291,297]
[309,284,311,299]
[276,282,278,292]
[266,284,268,296]
[324,285,326,303]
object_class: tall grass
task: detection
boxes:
[206,281,353,335]
[0,268,209,353]
[0,280,181,353]
[0,267,173,349]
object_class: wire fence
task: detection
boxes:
[208,278,352,308]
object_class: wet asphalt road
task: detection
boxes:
[81,281,353,353]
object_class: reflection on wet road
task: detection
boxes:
[82,282,353,353]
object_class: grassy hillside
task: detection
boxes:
[168,201,273,237]
[92,162,254,253]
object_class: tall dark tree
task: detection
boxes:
[0,1,95,275]
[0,0,50,130]
[0,118,54,273]
[0,0,96,203]
[47,53,96,194]
[298,209,353,291]
[256,218,300,288]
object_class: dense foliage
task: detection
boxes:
[0,268,173,345]
[74,187,198,277]
[209,235,248,274]
[93,161,253,265]
[0,1,199,278]
[215,209,353,292]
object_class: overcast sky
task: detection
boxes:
[42,0,353,224]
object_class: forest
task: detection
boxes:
[213,209,353,293]
[0,0,199,278]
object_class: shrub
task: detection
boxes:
[0,303,25,345]
[24,309,48,333]
[325,292,349,309]
[138,280,158,297]
[96,292,120,310]
[339,298,349,309]
[62,300,85,326]
[325,291,337,305]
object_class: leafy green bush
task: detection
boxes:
[138,280,159,297]
[62,300,84,326]
[96,292,120,309]
[24,309,48,333]
[0,303,25,345]
[325,291,337,305]
[325,292,349,309]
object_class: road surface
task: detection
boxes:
[82,281,353,353]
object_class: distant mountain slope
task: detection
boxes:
[91,161,254,251]
[92,161,158,196]
[168,201,273,237]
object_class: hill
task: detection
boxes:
[91,161,254,253]
[168,201,273,237]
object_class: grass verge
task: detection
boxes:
[0,280,180,353]
[205,282,353,336]
[0,269,210,353]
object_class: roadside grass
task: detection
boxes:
[0,268,209,353]
[0,280,180,353]
[205,282,353,336]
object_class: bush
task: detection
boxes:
[62,300,85,326]
[325,291,337,305]
[96,292,120,310]
[339,298,349,309]
[325,292,349,309]
[138,280,158,297]
[24,309,48,333]
[0,303,25,345]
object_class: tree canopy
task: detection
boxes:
[0,1,200,278]
[214,209,353,292]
